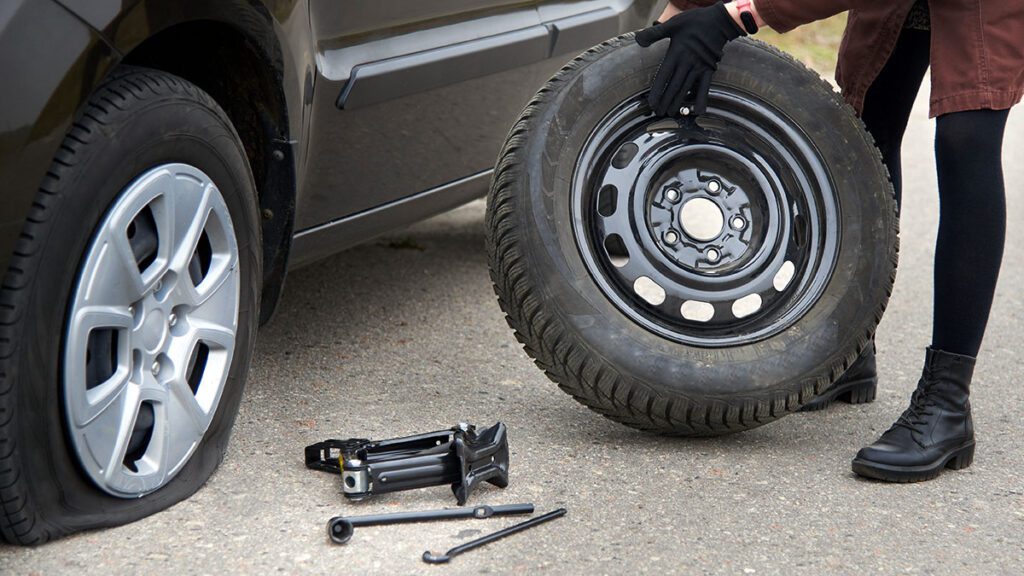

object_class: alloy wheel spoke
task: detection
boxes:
[190,320,237,355]
[80,382,141,483]
[168,181,214,276]
[65,306,134,426]
[87,218,162,304]
[168,374,211,437]
[184,253,238,312]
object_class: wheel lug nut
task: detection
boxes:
[151,361,160,376]
[154,281,163,293]
[665,188,680,203]
[663,230,679,245]
[679,106,691,116]
[168,313,177,328]
[706,249,720,263]
[707,180,721,193]
[732,217,746,230]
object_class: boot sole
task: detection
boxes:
[799,377,878,412]
[851,442,975,483]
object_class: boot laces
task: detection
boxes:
[893,367,938,433]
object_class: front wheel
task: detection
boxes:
[0,68,261,543]
[486,37,898,435]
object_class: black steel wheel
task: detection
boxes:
[573,89,840,347]
[487,36,898,435]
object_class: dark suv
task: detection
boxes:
[0,0,659,544]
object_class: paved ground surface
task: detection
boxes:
[3,91,1023,575]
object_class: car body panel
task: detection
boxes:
[297,0,656,230]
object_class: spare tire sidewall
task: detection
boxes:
[516,37,895,399]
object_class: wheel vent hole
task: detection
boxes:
[598,185,618,218]
[604,234,629,268]
[123,401,155,473]
[732,294,763,319]
[85,328,119,390]
[129,205,159,274]
[774,261,796,292]
[611,143,638,169]
[188,230,213,286]
[793,213,808,248]
[680,300,715,322]
[186,341,211,395]
[633,276,666,306]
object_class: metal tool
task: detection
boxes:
[305,422,509,505]
[422,508,567,564]
[327,503,534,545]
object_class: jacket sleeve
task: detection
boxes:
[668,0,718,9]
[669,0,881,33]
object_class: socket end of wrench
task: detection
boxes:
[327,518,355,544]
[422,551,451,564]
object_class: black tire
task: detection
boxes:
[486,36,898,435]
[0,67,261,543]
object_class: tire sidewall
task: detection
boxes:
[514,37,896,400]
[15,75,261,531]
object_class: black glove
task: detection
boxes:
[635,2,744,117]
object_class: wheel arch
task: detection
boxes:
[112,3,306,324]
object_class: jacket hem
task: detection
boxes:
[930,89,1024,118]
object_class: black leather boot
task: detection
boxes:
[851,347,976,482]
[800,343,878,411]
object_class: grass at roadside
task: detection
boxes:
[757,14,847,77]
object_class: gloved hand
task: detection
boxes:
[635,2,745,117]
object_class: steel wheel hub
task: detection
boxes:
[63,164,240,498]
[571,89,841,347]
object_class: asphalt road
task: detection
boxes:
[3,93,1023,575]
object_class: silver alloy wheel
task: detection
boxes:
[63,164,240,498]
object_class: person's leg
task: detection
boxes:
[859,27,931,208]
[800,26,930,411]
[931,109,1010,356]
[852,107,1010,482]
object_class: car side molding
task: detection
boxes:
[335,8,619,110]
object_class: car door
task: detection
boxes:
[297,0,658,231]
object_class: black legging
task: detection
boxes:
[860,27,1009,358]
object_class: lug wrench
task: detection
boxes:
[327,503,534,544]
[422,508,567,564]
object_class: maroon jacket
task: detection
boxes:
[670,0,1024,117]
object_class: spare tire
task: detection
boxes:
[486,36,898,435]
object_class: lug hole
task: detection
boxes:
[154,271,176,302]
